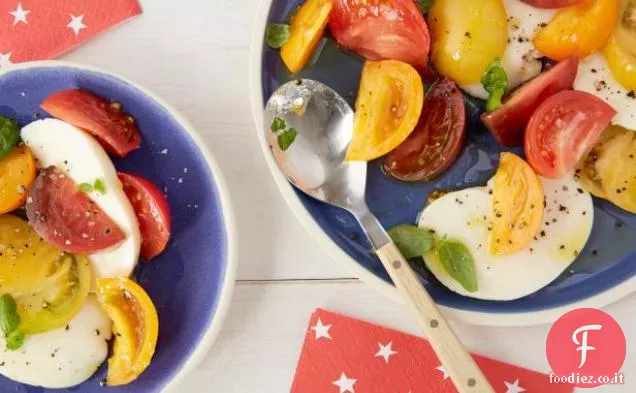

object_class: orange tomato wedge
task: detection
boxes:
[280,0,333,73]
[533,0,621,61]
[347,60,424,161]
[96,277,158,386]
[0,147,36,214]
[490,152,544,256]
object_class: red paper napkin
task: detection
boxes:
[0,0,141,68]
[292,309,574,393]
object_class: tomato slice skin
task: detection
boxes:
[26,166,125,253]
[482,57,579,147]
[520,0,584,8]
[118,173,171,260]
[524,90,617,178]
[41,90,141,157]
[329,0,430,70]
[383,78,465,181]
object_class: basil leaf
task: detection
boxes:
[266,24,291,49]
[94,178,107,195]
[0,116,20,160]
[0,293,20,335]
[278,127,297,151]
[78,183,94,193]
[388,224,437,259]
[271,117,286,132]
[416,0,436,14]
[481,58,509,112]
[6,331,24,351]
[436,239,478,292]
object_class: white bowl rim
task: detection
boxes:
[248,0,636,327]
[0,60,238,392]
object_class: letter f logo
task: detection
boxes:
[572,324,603,368]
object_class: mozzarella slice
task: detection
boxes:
[418,175,594,301]
[0,296,112,388]
[574,52,636,131]
[462,0,557,99]
[21,119,141,279]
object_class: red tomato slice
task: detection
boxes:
[41,90,141,157]
[383,78,465,181]
[524,90,617,178]
[520,0,585,8]
[118,173,171,260]
[26,166,125,253]
[482,57,579,147]
[329,0,430,70]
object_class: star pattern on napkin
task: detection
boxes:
[291,309,575,393]
[311,318,332,340]
[332,373,356,393]
[1,0,141,65]
[9,2,29,25]
[374,341,397,364]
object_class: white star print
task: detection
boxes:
[332,372,357,393]
[310,318,332,340]
[0,52,13,69]
[435,365,449,380]
[9,2,30,25]
[374,341,397,363]
[67,14,87,36]
[504,378,526,393]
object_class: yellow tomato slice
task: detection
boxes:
[490,153,544,255]
[0,147,36,214]
[280,0,333,73]
[578,125,636,213]
[604,34,636,91]
[0,215,91,334]
[428,0,508,85]
[96,277,158,386]
[346,60,424,161]
[533,0,621,61]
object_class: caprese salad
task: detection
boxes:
[0,89,171,388]
[266,0,636,300]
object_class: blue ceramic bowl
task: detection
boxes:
[250,0,636,326]
[0,62,236,392]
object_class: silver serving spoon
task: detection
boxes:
[263,79,494,393]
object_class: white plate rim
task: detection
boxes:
[248,0,636,327]
[0,60,238,392]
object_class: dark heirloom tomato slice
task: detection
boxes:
[482,57,579,147]
[520,0,584,8]
[524,90,617,179]
[329,0,430,70]
[118,173,171,260]
[383,78,465,182]
[41,89,141,157]
[26,166,125,253]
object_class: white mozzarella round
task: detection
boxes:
[418,175,594,300]
[461,0,557,99]
[21,119,141,279]
[574,52,636,131]
[0,296,112,388]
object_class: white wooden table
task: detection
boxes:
[61,0,636,391]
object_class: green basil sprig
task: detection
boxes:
[0,293,25,350]
[481,58,509,113]
[0,116,20,160]
[388,224,478,292]
[266,24,291,49]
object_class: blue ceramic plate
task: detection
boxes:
[250,0,636,326]
[0,62,236,392]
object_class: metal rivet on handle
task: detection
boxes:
[430,319,439,328]
[392,260,401,269]
[468,378,476,387]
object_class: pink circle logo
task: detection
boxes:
[546,308,626,388]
